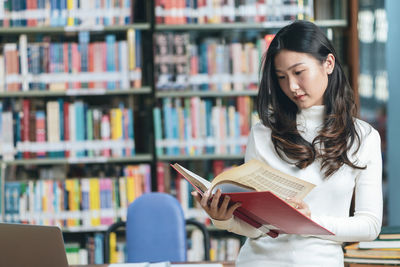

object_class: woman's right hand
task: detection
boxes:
[191,189,242,221]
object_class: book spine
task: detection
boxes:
[74,101,86,157]
[101,114,111,157]
[68,103,76,158]
[22,99,30,159]
[64,102,70,157]
[110,108,123,157]
[81,178,90,227]
[106,35,117,89]
[86,109,94,157]
[157,161,165,192]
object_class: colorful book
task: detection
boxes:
[172,160,333,237]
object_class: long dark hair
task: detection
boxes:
[258,20,365,177]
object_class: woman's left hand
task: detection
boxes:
[286,198,311,218]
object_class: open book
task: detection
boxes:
[171,159,333,237]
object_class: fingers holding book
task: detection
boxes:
[286,197,311,218]
[191,189,242,221]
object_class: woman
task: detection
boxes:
[192,20,382,266]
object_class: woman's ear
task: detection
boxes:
[324,53,335,74]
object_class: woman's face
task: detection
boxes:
[274,49,335,109]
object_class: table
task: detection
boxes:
[71,262,235,267]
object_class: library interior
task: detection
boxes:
[0,0,399,266]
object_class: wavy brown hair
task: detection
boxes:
[258,20,365,177]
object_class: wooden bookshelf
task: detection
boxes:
[155,19,347,31]
[0,23,150,35]
[1,154,153,166]
[0,87,152,98]
[156,90,258,98]
[157,154,245,161]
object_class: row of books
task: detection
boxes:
[1,31,142,92]
[0,99,135,161]
[155,0,314,24]
[154,32,274,91]
[209,236,241,261]
[2,164,151,228]
[344,226,400,260]
[106,225,240,263]
[358,0,388,103]
[153,96,257,156]
[108,232,127,263]
[0,0,133,27]
[66,233,105,265]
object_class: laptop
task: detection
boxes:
[0,223,69,267]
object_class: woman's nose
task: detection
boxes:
[288,77,300,92]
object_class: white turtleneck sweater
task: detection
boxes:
[212,105,383,267]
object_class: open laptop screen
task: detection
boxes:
[0,223,69,267]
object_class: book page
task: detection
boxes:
[212,160,315,200]
[171,163,211,194]
[212,183,255,194]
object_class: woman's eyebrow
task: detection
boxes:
[275,62,305,72]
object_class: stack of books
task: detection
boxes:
[344,226,400,262]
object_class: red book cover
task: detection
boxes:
[212,160,225,177]
[171,162,334,238]
[88,43,95,89]
[22,99,30,159]
[36,111,46,158]
[102,42,107,89]
[63,43,69,89]
[71,43,81,89]
[27,0,38,26]
[237,96,249,137]
[157,162,165,192]
[155,0,164,24]
[227,191,333,235]
[5,44,20,91]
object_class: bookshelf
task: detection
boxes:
[152,0,358,263]
[0,87,152,98]
[0,0,154,264]
[0,24,150,34]
[1,155,153,166]
[155,19,347,30]
[0,0,360,264]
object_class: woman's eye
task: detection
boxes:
[277,76,285,80]
[295,70,304,75]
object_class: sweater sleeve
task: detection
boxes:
[210,125,264,239]
[211,217,264,238]
[310,128,383,242]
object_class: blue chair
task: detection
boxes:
[104,192,210,263]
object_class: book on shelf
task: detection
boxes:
[172,159,334,237]
[154,32,269,92]
[154,96,257,156]
[3,164,151,227]
[155,0,313,25]
[65,232,105,265]
[0,32,142,93]
[359,240,400,249]
[209,235,241,262]
[344,242,400,260]
[2,98,136,160]
[379,226,400,240]
[0,0,134,28]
